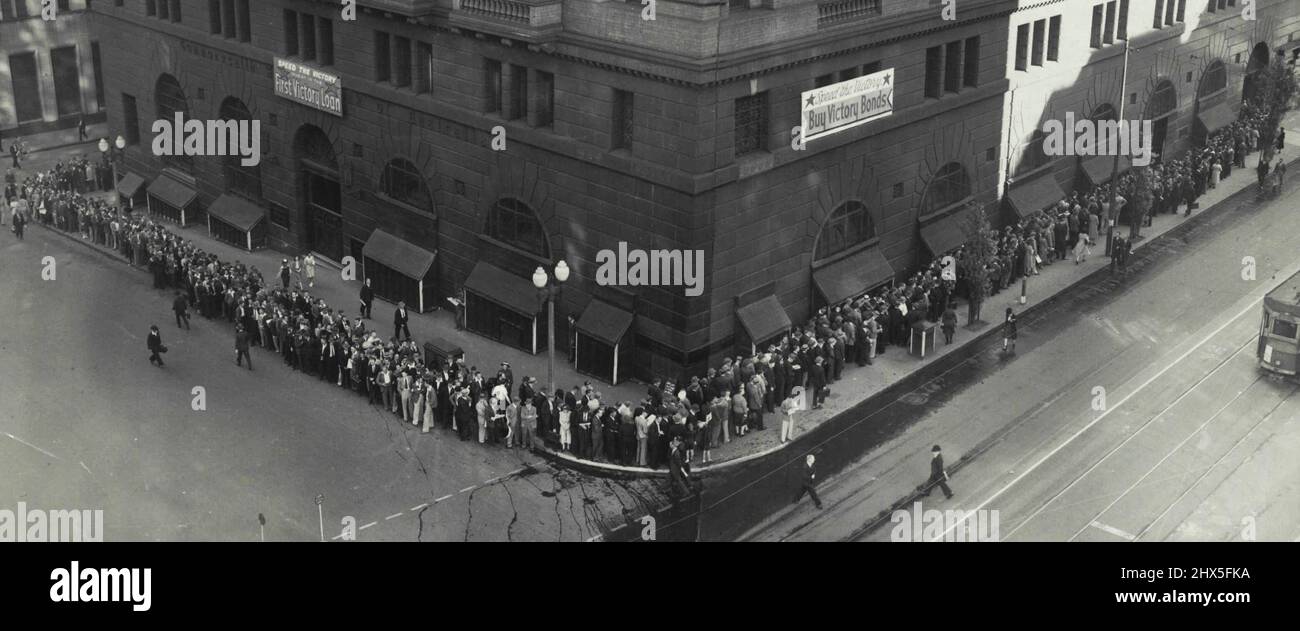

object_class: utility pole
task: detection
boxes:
[314,494,325,542]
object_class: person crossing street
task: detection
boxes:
[922,445,954,500]
[147,325,166,367]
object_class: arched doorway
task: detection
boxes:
[1243,43,1272,104]
[1193,61,1229,146]
[293,125,343,262]
[154,74,192,173]
[1144,80,1178,163]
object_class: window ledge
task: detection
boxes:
[475,233,551,267]
[918,195,975,225]
[736,150,774,180]
[811,237,881,270]
[375,192,436,218]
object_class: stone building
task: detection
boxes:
[92,0,1023,383]
[1,0,106,139]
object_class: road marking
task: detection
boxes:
[409,503,428,512]
[933,282,1280,543]
[79,461,92,475]
[458,485,477,494]
[359,521,377,530]
[483,477,499,485]
[434,494,453,503]
[1089,520,1137,541]
[4,432,61,460]
[384,513,403,521]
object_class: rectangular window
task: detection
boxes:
[237,0,251,43]
[734,92,767,156]
[612,89,633,149]
[1272,318,1298,339]
[157,0,168,20]
[1103,1,1116,44]
[1015,24,1029,71]
[536,70,554,127]
[1118,0,1128,39]
[815,73,835,88]
[1047,16,1060,61]
[221,0,235,38]
[1165,0,1175,25]
[90,42,105,112]
[122,93,140,146]
[944,40,962,92]
[284,10,299,56]
[146,0,156,17]
[317,17,332,64]
[862,61,882,75]
[393,36,412,87]
[58,0,70,11]
[925,45,942,98]
[301,14,317,62]
[415,42,433,94]
[963,37,979,87]
[509,64,527,119]
[51,45,81,118]
[169,0,180,22]
[484,59,502,113]
[208,0,221,34]
[1153,0,1163,28]
[1177,0,1186,21]
[9,52,42,123]
[374,31,391,83]
[1091,5,1103,47]
[1032,20,1045,65]
[838,66,860,83]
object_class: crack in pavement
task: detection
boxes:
[501,479,519,542]
[416,503,431,542]
[463,486,479,542]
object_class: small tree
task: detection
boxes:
[1256,54,1299,154]
[1127,165,1153,241]
[958,203,996,325]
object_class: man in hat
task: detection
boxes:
[172,291,191,330]
[279,259,291,290]
[807,356,827,409]
[235,324,252,370]
[499,362,514,394]
[359,278,374,319]
[922,445,954,500]
[147,325,166,367]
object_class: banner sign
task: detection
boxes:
[800,68,894,142]
[274,57,343,117]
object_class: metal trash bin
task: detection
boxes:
[909,321,937,358]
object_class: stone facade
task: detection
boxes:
[1,0,104,136]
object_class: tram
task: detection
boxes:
[1258,269,1300,378]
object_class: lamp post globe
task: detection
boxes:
[115,135,126,150]
[554,260,570,283]
[533,267,548,290]
[98,138,109,154]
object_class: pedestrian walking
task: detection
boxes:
[77,116,87,141]
[668,435,691,498]
[1002,308,1017,354]
[393,302,411,341]
[11,208,25,240]
[235,325,252,370]
[941,303,957,345]
[304,253,316,288]
[1073,233,1091,265]
[792,454,823,509]
[172,291,191,330]
[922,445,954,500]
[279,259,290,290]
[147,325,166,367]
[359,278,374,319]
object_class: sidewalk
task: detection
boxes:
[3,121,110,159]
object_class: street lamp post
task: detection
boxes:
[532,260,570,399]
[99,135,126,204]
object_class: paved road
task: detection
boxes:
[743,165,1300,542]
[0,225,667,541]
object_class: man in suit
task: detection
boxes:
[172,291,190,330]
[393,301,411,341]
[360,278,374,319]
[807,356,827,409]
[922,445,954,499]
[793,454,823,509]
[147,325,165,367]
[745,375,766,431]
[668,436,691,498]
[235,325,252,370]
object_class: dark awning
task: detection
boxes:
[146,173,197,209]
[1080,155,1131,186]
[116,172,145,198]
[576,299,634,346]
[736,295,792,344]
[363,228,436,280]
[463,261,538,317]
[1198,103,1236,135]
[1006,170,1066,218]
[813,247,895,305]
[919,205,975,256]
[207,194,265,232]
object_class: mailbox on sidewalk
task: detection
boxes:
[909,321,937,358]
[423,336,464,371]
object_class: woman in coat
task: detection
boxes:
[1002,308,1018,353]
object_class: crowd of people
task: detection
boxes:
[3,98,1286,480]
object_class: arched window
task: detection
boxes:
[1016,129,1050,175]
[380,158,432,212]
[814,200,874,261]
[1090,103,1117,121]
[154,74,191,172]
[1198,61,1227,98]
[486,198,549,258]
[919,162,971,216]
[219,97,262,200]
[1146,80,1178,119]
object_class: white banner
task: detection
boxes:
[800,68,894,143]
